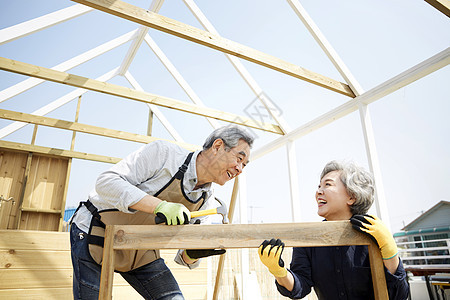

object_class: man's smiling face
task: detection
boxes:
[211,139,250,186]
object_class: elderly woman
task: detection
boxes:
[258,161,409,299]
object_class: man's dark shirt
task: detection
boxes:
[276,245,409,299]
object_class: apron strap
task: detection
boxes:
[69,199,101,225]
[87,234,105,246]
[174,152,194,179]
[84,199,102,220]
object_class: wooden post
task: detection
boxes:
[59,95,82,231]
[99,225,115,300]
[31,124,38,145]
[147,108,153,136]
[213,177,239,300]
[367,243,389,299]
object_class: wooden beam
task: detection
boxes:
[182,0,291,133]
[71,0,355,97]
[102,222,388,299]
[0,108,200,151]
[0,68,119,139]
[0,140,121,164]
[124,72,185,141]
[112,222,369,250]
[424,0,450,17]
[21,207,62,214]
[0,57,283,134]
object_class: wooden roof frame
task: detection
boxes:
[0,0,447,223]
[0,1,448,299]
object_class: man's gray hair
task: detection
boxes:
[320,160,375,215]
[203,126,255,150]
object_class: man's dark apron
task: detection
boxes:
[81,152,205,272]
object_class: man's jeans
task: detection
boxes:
[70,223,184,300]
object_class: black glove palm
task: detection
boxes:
[185,249,226,259]
[184,219,226,260]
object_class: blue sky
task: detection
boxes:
[0,0,449,232]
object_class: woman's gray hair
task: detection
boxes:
[320,160,375,215]
[203,126,255,150]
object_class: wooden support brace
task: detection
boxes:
[0,108,199,151]
[71,0,354,97]
[0,140,121,164]
[100,225,116,299]
[99,222,388,299]
[0,57,283,134]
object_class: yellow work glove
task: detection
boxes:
[258,239,287,278]
[154,201,190,225]
[350,214,398,259]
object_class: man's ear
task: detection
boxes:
[211,138,224,154]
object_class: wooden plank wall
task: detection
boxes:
[0,230,207,300]
[0,149,69,231]
[0,150,27,229]
[20,155,68,230]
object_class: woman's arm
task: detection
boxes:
[275,271,295,291]
[383,254,400,274]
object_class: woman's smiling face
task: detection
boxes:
[315,171,355,221]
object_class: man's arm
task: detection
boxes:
[129,194,161,213]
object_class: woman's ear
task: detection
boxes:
[347,198,356,206]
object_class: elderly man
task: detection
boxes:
[70,126,254,300]
[259,161,409,299]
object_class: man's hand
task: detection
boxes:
[258,239,287,278]
[154,201,190,225]
[350,214,398,259]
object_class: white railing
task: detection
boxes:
[396,238,450,267]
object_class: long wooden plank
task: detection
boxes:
[112,222,369,250]
[0,249,72,269]
[0,108,200,151]
[0,57,283,134]
[71,0,354,97]
[107,222,388,300]
[105,222,388,300]
[0,140,121,164]
[0,230,70,250]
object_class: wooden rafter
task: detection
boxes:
[0,140,120,164]
[71,0,355,97]
[0,108,200,151]
[0,57,283,134]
